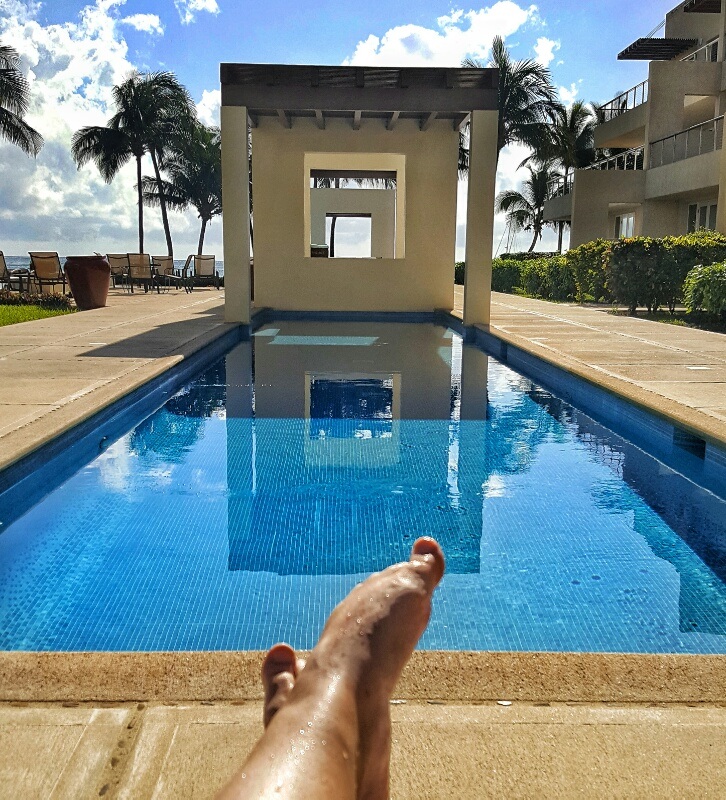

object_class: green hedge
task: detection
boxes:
[565,239,612,303]
[519,256,574,301]
[454,261,465,285]
[491,258,523,293]
[0,289,74,310]
[606,230,726,313]
[683,262,726,316]
[457,232,726,312]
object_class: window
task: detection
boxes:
[325,214,372,258]
[687,203,717,233]
[614,212,635,238]
[304,153,406,259]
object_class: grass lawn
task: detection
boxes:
[0,305,74,327]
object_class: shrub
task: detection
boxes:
[491,258,522,293]
[454,261,465,285]
[660,230,726,312]
[606,237,664,314]
[566,239,612,303]
[683,262,726,316]
[519,256,574,301]
[0,289,75,311]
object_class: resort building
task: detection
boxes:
[543,0,726,247]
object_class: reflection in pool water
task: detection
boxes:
[0,322,724,652]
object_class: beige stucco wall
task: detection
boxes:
[646,61,721,143]
[250,117,459,312]
[645,149,720,199]
[542,193,572,223]
[665,3,720,41]
[594,103,647,150]
[640,199,683,238]
[569,170,646,248]
[309,187,396,258]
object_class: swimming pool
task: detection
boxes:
[0,321,724,653]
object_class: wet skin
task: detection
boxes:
[217,537,445,800]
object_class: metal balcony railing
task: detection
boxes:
[598,81,648,122]
[649,115,724,168]
[585,146,645,171]
[546,173,574,200]
[681,38,718,62]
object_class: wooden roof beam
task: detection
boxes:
[386,111,400,131]
[353,110,362,130]
[314,109,325,130]
[454,113,470,131]
[277,109,291,128]
[420,111,437,131]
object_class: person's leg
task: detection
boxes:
[217,537,445,800]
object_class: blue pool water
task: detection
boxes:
[0,321,725,653]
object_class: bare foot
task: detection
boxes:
[220,537,445,800]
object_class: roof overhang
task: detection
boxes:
[618,37,698,60]
[220,63,498,130]
[683,0,721,13]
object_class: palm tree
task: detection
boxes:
[495,164,556,252]
[539,100,596,251]
[462,36,556,163]
[142,122,222,254]
[72,71,195,255]
[0,43,43,156]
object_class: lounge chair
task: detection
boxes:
[106,254,130,288]
[127,253,159,293]
[152,255,183,290]
[0,251,30,293]
[28,251,66,294]
[184,254,219,291]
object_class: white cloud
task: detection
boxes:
[343,2,537,66]
[558,81,579,107]
[197,88,221,126]
[121,14,164,36]
[533,36,559,67]
[174,0,220,26]
[0,0,216,256]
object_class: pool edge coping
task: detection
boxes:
[0,651,723,703]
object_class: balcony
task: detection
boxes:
[649,115,723,168]
[585,147,645,172]
[681,38,718,62]
[598,81,648,123]
[546,173,573,200]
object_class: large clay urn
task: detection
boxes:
[64,255,111,310]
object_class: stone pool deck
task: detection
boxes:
[1,288,725,798]
[3,701,726,799]
[0,288,228,474]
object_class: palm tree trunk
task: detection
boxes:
[528,229,538,252]
[151,149,173,258]
[329,215,337,258]
[557,221,564,254]
[136,155,144,253]
[197,217,207,255]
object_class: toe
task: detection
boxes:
[262,643,298,728]
[410,537,445,590]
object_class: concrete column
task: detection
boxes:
[463,110,498,327]
[221,105,251,324]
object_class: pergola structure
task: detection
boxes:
[220,63,499,327]
[618,38,698,60]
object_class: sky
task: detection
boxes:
[0,0,679,259]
